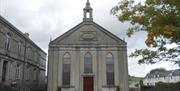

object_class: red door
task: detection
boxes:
[83,77,93,91]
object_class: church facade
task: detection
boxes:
[48,1,128,91]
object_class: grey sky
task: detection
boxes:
[0,0,178,77]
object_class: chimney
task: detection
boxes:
[24,32,29,38]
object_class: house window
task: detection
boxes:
[25,66,30,81]
[106,53,114,86]
[18,41,22,55]
[5,33,11,50]
[15,64,21,79]
[62,53,71,86]
[33,68,37,81]
[84,52,92,73]
[28,46,32,60]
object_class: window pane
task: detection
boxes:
[106,53,114,85]
[106,64,114,72]
[107,72,114,85]
[84,52,92,73]
[64,58,70,64]
[84,64,92,73]
[106,58,113,64]
[63,72,70,85]
[63,64,70,72]
[5,33,11,50]
[62,53,71,86]
[85,58,92,64]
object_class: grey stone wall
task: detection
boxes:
[48,45,128,91]
[0,16,46,91]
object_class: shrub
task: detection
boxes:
[57,86,61,91]
[155,81,180,88]
[116,86,120,91]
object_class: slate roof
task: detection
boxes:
[145,69,180,79]
[0,15,46,55]
[145,71,172,78]
[172,69,180,76]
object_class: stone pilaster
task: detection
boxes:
[0,59,3,82]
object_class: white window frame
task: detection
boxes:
[15,64,21,79]
[62,52,71,86]
[106,52,115,86]
[5,33,11,50]
[84,52,92,73]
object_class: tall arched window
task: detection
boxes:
[84,52,92,73]
[62,53,71,86]
[106,53,114,86]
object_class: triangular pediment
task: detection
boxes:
[50,21,126,46]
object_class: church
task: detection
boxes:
[47,1,128,91]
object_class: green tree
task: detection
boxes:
[111,0,180,65]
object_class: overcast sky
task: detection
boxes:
[0,0,179,77]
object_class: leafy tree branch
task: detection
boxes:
[111,0,180,65]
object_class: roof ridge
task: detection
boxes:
[0,15,46,54]
[49,21,126,45]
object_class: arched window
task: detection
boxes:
[62,53,71,86]
[106,53,114,86]
[84,52,92,73]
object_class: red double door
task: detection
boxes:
[83,77,94,91]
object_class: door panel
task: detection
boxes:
[83,77,93,91]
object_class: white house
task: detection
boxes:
[143,69,180,86]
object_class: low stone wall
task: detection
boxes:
[129,88,140,91]
[0,83,17,91]
[129,87,180,91]
[30,88,46,91]
[141,87,180,91]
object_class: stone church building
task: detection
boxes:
[48,1,128,91]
